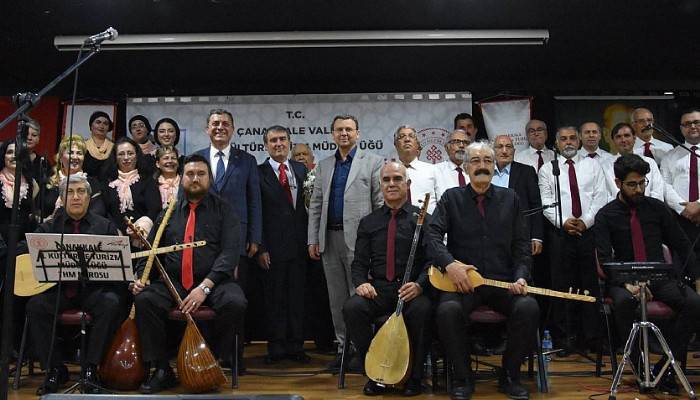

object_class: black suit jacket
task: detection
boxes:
[258,159,309,261]
[508,161,544,241]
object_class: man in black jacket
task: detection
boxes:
[25,174,126,395]
[427,141,539,400]
[132,155,246,394]
[343,161,432,397]
[257,125,309,363]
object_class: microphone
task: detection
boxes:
[523,202,559,216]
[551,151,560,176]
[644,124,656,132]
[84,27,118,45]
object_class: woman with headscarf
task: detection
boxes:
[129,114,157,175]
[103,137,161,246]
[83,111,115,183]
[39,135,107,220]
[154,145,180,209]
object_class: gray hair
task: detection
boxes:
[555,126,580,140]
[631,107,653,123]
[26,118,41,132]
[393,125,417,142]
[58,174,92,199]
[466,140,495,160]
[206,108,234,126]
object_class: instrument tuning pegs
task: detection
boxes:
[568,287,573,294]
[576,289,580,295]
[583,290,590,296]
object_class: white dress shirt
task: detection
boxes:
[633,137,673,165]
[403,158,438,214]
[661,142,699,214]
[269,158,298,209]
[435,160,469,201]
[578,147,615,163]
[209,144,231,179]
[600,154,665,203]
[538,154,607,229]
[514,146,555,172]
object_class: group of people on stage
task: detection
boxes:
[1,106,700,400]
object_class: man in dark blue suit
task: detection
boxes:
[256,125,310,363]
[195,108,262,294]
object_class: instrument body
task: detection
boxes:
[99,199,178,389]
[428,266,595,302]
[365,194,430,385]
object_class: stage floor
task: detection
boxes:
[8,342,700,399]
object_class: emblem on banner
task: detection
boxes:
[417,128,449,164]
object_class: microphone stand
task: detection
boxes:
[0,42,103,400]
[646,123,697,157]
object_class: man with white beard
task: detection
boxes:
[538,126,607,354]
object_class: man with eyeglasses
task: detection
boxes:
[661,108,700,266]
[600,122,665,202]
[514,119,555,172]
[435,129,472,200]
[428,141,539,400]
[631,107,673,165]
[577,121,614,162]
[595,154,700,394]
[394,125,439,214]
[538,126,607,354]
[307,114,384,369]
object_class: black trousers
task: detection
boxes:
[609,280,700,366]
[26,283,126,368]
[134,278,247,363]
[263,256,306,356]
[436,286,539,381]
[343,280,432,380]
[546,225,601,344]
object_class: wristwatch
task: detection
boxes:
[199,284,211,295]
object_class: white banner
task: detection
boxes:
[480,98,532,151]
[127,93,472,164]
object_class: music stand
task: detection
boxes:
[603,261,697,399]
[25,233,134,394]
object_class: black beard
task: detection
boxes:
[620,191,643,205]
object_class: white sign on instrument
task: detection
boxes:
[25,233,135,283]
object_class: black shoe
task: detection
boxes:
[36,365,69,396]
[264,353,285,365]
[403,378,423,396]
[82,364,102,394]
[363,379,386,396]
[450,380,474,400]
[498,376,529,400]
[347,355,365,374]
[139,366,177,394]
[287,352,311,364]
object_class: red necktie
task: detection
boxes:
[181,202,198,290]
[385,209,399,281]
[588,153,597,159]
[64,220,81,298]
[404,163,412,204]
[278,163,294,206]
[476,195,486,218]
[629,207,647,261]
[565,159,582,218]
[690,146,699,202]
[643,142,654,159]
[456,166,466,187]
[536,150,544,171]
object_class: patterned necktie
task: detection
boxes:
[456,166,466,187]
[690,146,699,202]
[278,163,294,206]
[629,207,647,261]
[536,150,544,171]
[565,159,582,218]
[476,194,486,218]
[181,202,198,290]
[214,151,225,190]
[385,209,399,281]
[643,142,654,159]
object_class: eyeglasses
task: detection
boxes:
[681,120,700,129]
[468,157,494,165]
[130,122,146,128]
[494,144,514,150]
[447,139,470,146]
[634,118,654,124]
[622,178,649,189]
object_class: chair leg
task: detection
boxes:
[337,340,349,389]
[13,316,30,390]
[535,330,548,393]
[231,333,238,389]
